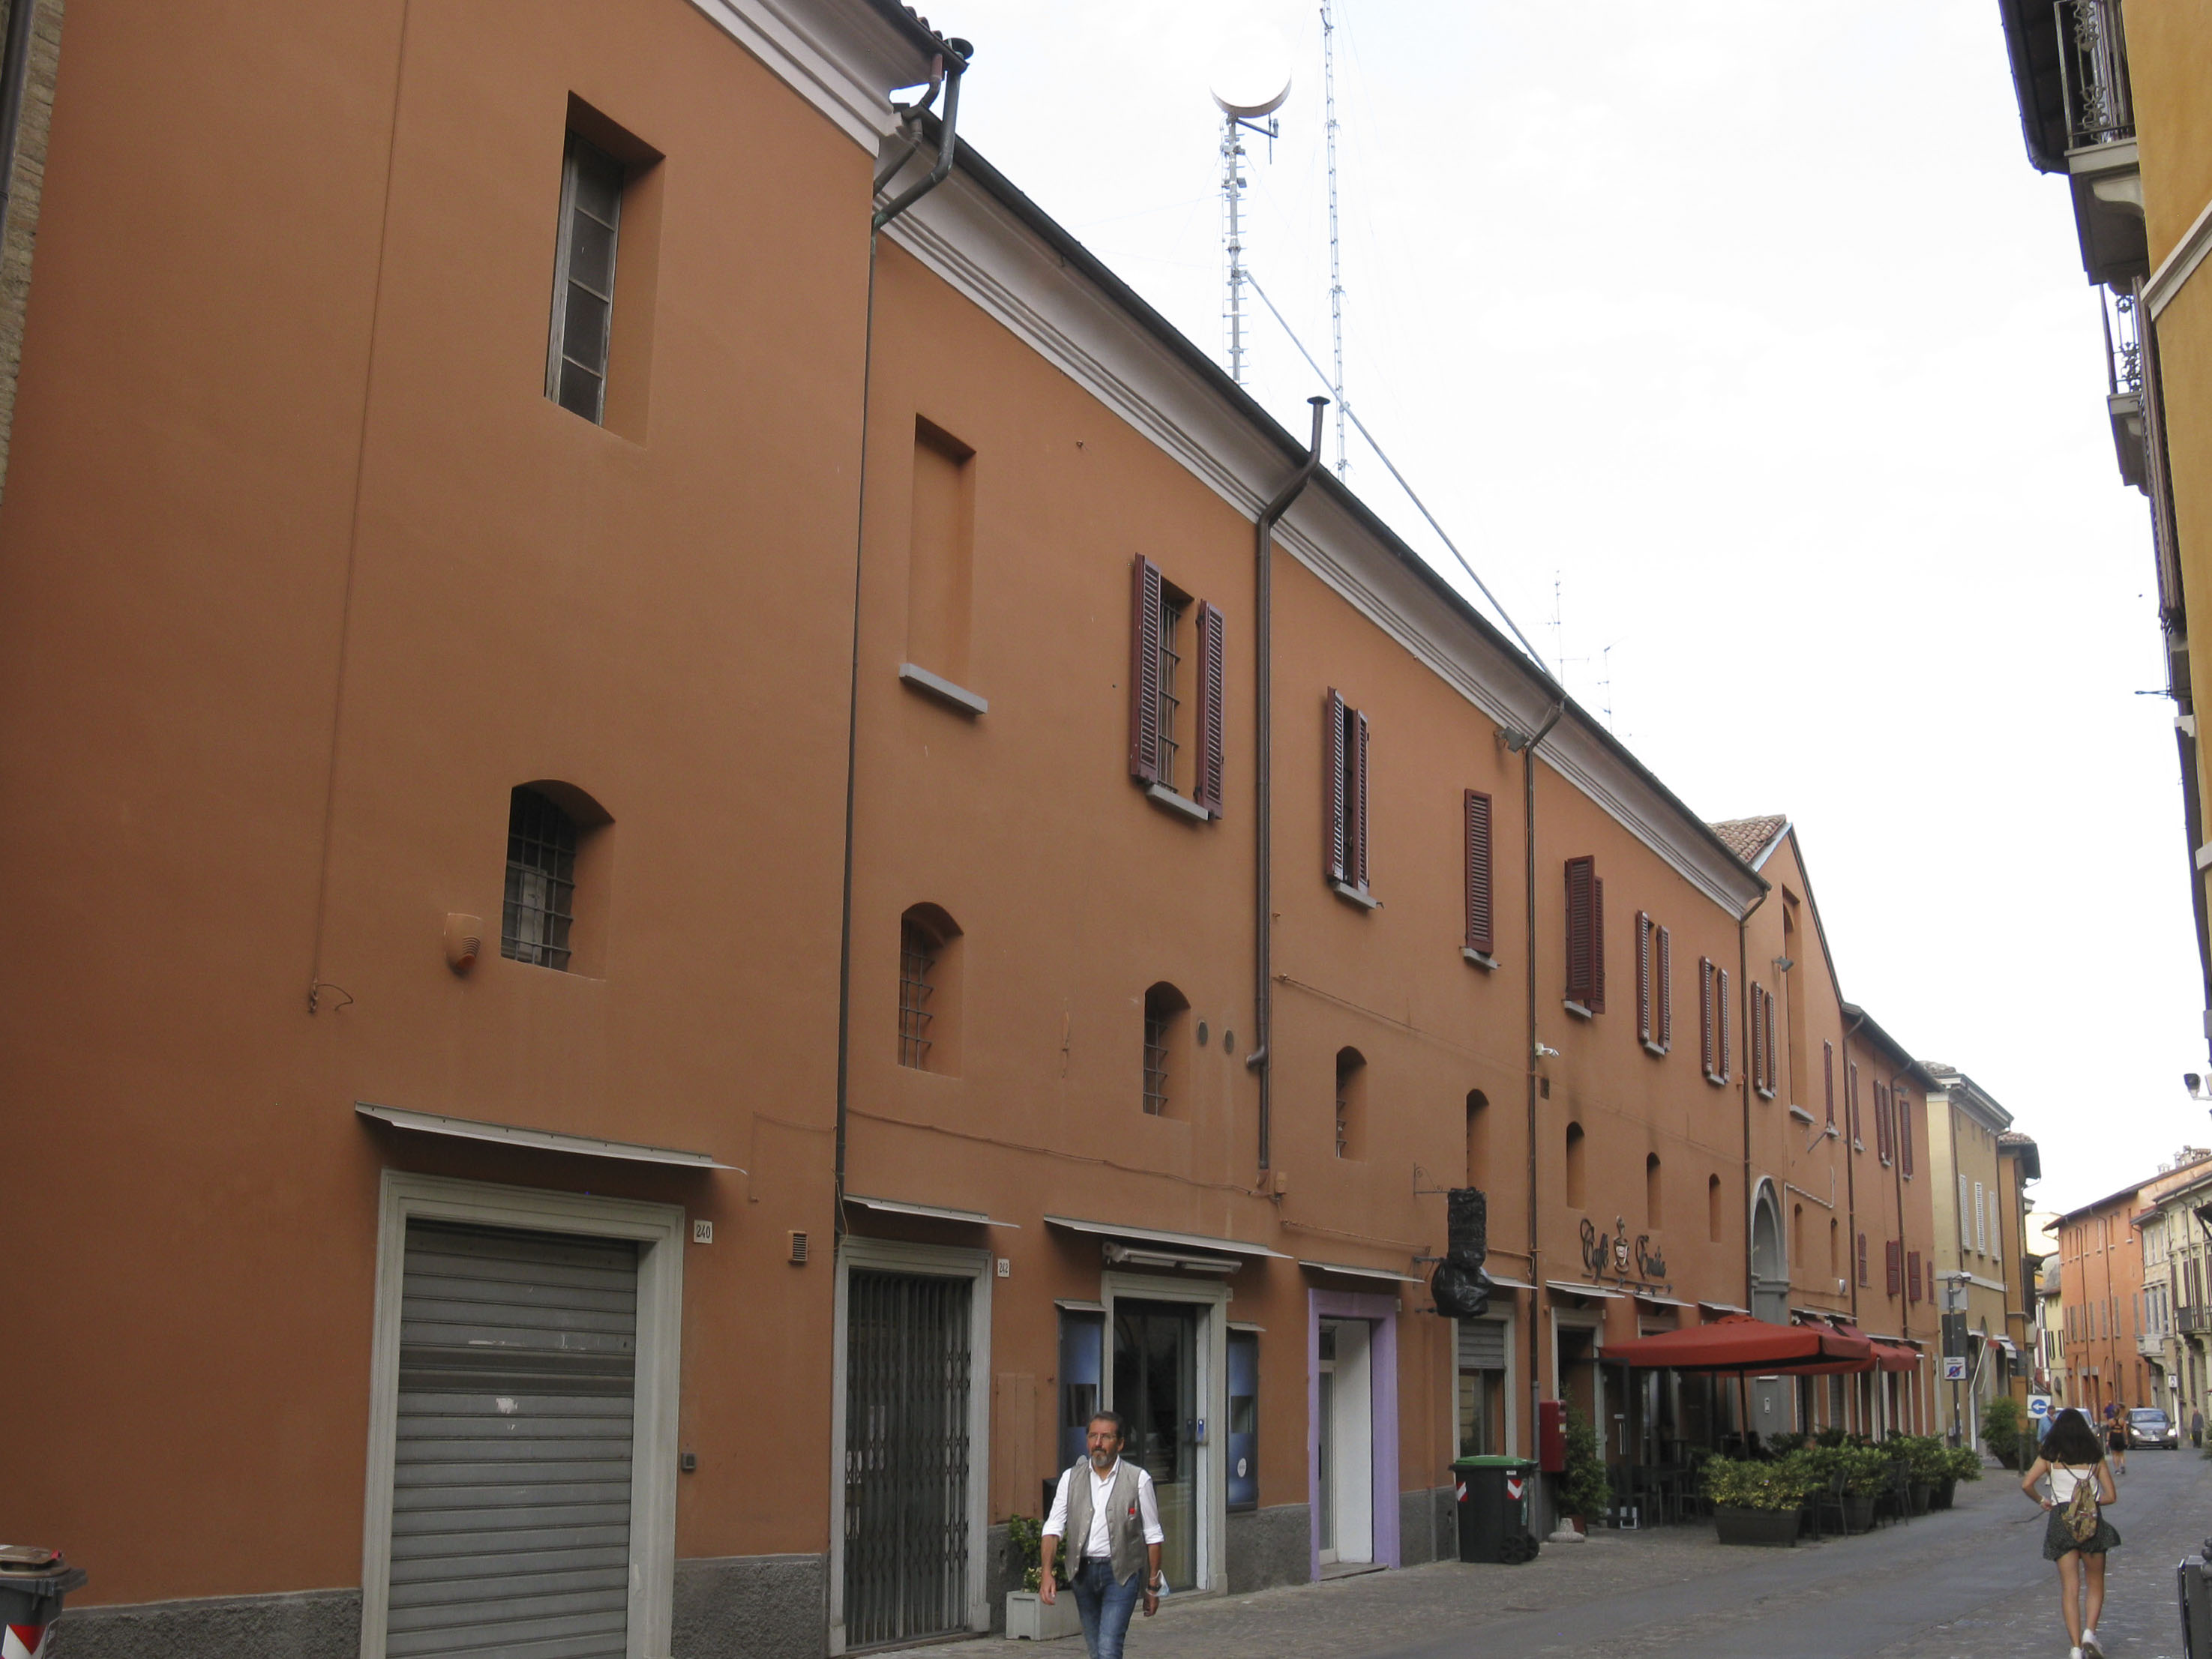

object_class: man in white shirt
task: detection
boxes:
[1039,1410,1165,1659]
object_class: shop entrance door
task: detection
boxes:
[1113,1300,1199,1590]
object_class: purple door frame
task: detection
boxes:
[1307,1289,1401,1579]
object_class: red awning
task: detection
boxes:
[1871,1341,1918,1372]
[1605,1313,1874,1375]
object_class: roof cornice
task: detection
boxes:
[682,0,943,150]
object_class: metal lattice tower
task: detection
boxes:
[1221,113,1248,384]
[1321,0,1347,476]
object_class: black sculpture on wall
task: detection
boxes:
[1431,1186,1496,1318]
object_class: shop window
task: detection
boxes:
[1227,1328,1259,1511]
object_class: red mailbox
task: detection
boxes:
[1537,1400,1566,1472]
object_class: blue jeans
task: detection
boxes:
[1070,1556,1143,1659]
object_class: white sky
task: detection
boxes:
[931,1,2202,1213]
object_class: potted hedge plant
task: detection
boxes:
[1704,1455,1811,1547]
[1896,1434,1947,1515]
[1003,1515,1081,1642]
[1835,1445,1889,1532]
[1557,1406,1613,1534]
[1941,1442,1983,1509]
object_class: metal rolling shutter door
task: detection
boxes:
[1457,1320,1505,1370]
[389,1221,640,1659]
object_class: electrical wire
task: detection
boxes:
[1243,268,1551,675]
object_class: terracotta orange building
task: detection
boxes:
[0,2,1985,1655]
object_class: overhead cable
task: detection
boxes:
[1243,269,1551,675]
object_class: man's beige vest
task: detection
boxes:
[1063,1459,1147,1586]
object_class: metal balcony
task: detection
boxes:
[1999,0,2147,285]
[2178,1304,2211,1335]
[2102,283,2147,491]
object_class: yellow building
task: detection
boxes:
[1999,0,2212,1041]
[1921,1067,2030,1445]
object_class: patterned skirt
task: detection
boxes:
[2044,1505,2123,1561]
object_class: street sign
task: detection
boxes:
[1943,1356,1968,1381]
[2028,1394,2052,1420]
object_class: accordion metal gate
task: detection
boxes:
[842,1268,973,1649]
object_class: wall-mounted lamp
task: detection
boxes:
[1534,1041,1560,1060]
[1773,956,1795,973]
[2187,1071,2211,1103]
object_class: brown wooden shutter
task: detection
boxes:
[1193,600,1226,815]
[1763,990,1777,1095]
[1908,1250,1922,1303]
[1590,878,1605,1012]
[1848,1061,1860,1142]
[1128,555,1164,783]
[1823,1042,1835,1127]
[1352,709,1371,890]
[1564,858,1596,1005]
[1657,927,1673,1052]
[1635,912,1651,1044]
[1898,1095,1914,1176]
[1857,1232,1869,1287]
[1699,957,1714,1075]
[1885,1238,1902,1298]
[1748,983,1763,1094]
[1464,790,1494,955]
[1717,968,1731,1078]
[1323,689,1347,882]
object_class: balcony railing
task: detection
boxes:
[2055,0,2133,150]
[2179,1304,2211,1335]
[2100,285,2142,398]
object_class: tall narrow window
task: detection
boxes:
[503,787,579,969]
[1897,1094,1914,1175]
[1656,927,1672,1052]
[1128,558,1224,815]
[1334,1048,1366,1158]
[1974,1181,1986,1254]
[1823,1042,1836,1130]
[1646,1153,1663,1229]
[906,418,976,687]
[897,904,961,1074]
[1465,1090,1490,1188]
[1464,790,1494,958]
[1886,1238,1903,1298]
[1748,982,1766,1097]
[1699,957,1716,1080]
[1907,1250,1922,1303]
[1829,1217,1839,1275]
[1564,856,1604,1012]
[1142,983,1188,1115]
[1324,690,1371,893]
[1564,1122,1586,1208]
[1716,968,1732,1080]
[1635,912,1653,1046]
[1875,1083,1892,1163]
[1857,1232,1869,1287]
[1848,1061,1861,1144]
[547,133,623,422]
[1761,988,1779,1098]
[1708,1174,1723,1242]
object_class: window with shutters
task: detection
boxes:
[1857,1232,1870,1287]
[1334,1048,1366,1159]
[898,904,962,1074]
[1142,983,1188,1115]
[1463,790,1496,965]
[1897,1094,1914,1176]
[1563,856,1604,1016]
[1717,968,1732,1081]
[1908,1250,1922,1303]
[1699,957,1724,1085]
[1886,1238,1903,1298]
[1875,1082,1893,1166]
[1656,927,1672,1053]
[1761,987,1779,1098]
[1128,556,1225,819]
[1823,1043,1836,1130]
[1635,914,1671,1055]
[1974,1181,1986,1254]
[1323,690,1372,901]
[1749,984,1776,1100]
[1848,1061,1861,1146]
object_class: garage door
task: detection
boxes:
[388,1220,640,1659]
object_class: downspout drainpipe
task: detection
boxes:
[1508,695,1563,1461]
[834,46,970,1244]
[1737,888,1769,1323]
[1248,396,1329,1172]
[0,0,39,242]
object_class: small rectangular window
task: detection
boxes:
[1324,690,1371,894]
[503,786,578,970]
[1128,557,1224,816]
[1563,856,1604,1011]
[1656,927,1672,1052]
[1635,912,1653,1045]
[1464,790,1494,957]
[547,133,625,423]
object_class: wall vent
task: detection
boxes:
[788,1230,809,1265]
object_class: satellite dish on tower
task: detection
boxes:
[1209,25,1292,118]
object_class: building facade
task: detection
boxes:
[0,3,1996,1655]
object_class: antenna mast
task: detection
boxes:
[1221,113,1249,385]
[1320,0,1347,476]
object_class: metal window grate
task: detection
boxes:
[503,787,577,970]
[899,921,937,1070]
[1155,592,1185,792]
[843,1270,972,1649]
[547,134,623,423]
[1143,1011,1170,1115]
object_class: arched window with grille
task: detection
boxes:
[503,786,578,969]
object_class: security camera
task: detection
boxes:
[1534,1041,1560,1060]
[2189,1073,2211,1102]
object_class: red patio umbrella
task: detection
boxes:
[1604,1313,1873,1376]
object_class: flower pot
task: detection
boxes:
[1005,1591,1083,1642]
[1566,1514,1588,1536]
[1842,1493,1876,1533]
[1930,1477,1956,1511]
[1908,1481,1931,1517]
[1713,1506,1799,1547]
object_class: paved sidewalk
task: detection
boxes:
[907,1448,2212,1659]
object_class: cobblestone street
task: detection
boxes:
[922,1450,2212,1659]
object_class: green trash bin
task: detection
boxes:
[0,1547,87,1658]
[1453,1456,1539,1564]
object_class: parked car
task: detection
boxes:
[2127,1406,2178,1448]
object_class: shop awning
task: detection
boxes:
[1989,1335,2019,1356]
[1605,1313,1875,1375]
[356,1101,738,1170]
[844,1194,1020,1228]
[1044,1216,1291,1259]
[1546,1280,1624,1300]
[1299,1259,1422,1284]
[1485,1273,1537,1292]
[1635,1293,1695,1308]
[1698,1301,1750,1316]
[1872,1341,1919,1372]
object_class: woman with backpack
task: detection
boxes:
[2023,1407,2122,1659]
